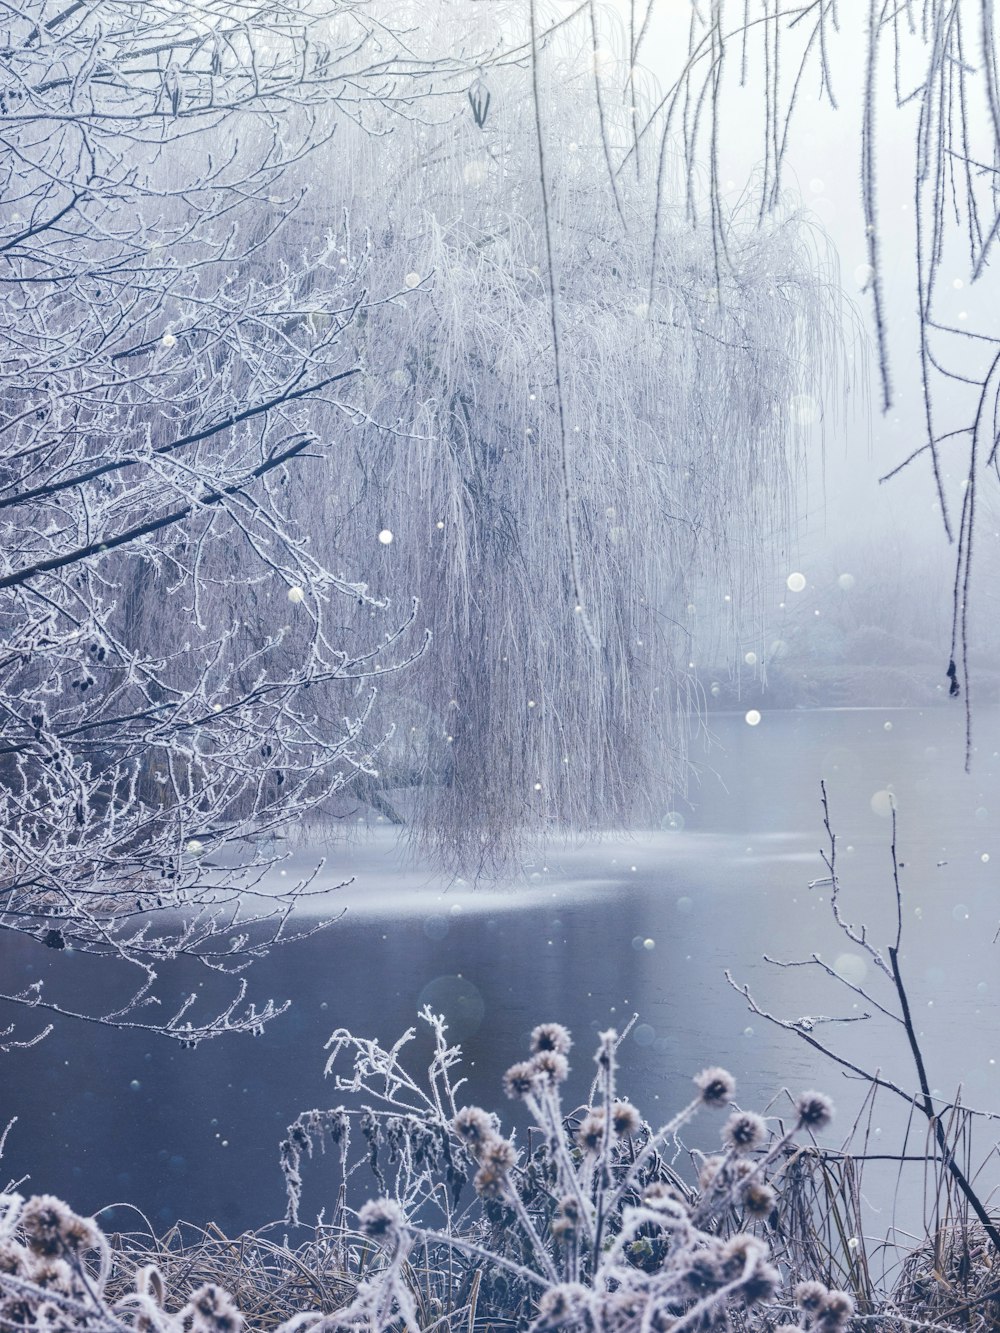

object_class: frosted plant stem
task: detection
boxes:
[502,1174,560,1284]
[605,1096,702,1215]
[528,1089,596,1248]
[412,1229,550,1288]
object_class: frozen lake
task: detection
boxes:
[3,704,999,1237]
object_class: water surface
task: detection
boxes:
[3,705,998,1239]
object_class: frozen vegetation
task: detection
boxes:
[3,1,1000,1331]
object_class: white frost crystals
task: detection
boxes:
[0,0,442,1048]
[274,1010,836,1333]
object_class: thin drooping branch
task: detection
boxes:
[528,0,599,654]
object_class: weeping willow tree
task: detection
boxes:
[287,10,842,869]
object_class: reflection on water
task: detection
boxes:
[2,706,998,1236]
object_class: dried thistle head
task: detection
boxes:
[503,1060,538,1100]
[481,1137,516,1173]
[795,1281,830,1313]
[698,1155,725,1191]
[357,1198,405,1243]
[18,1197,88,1259]
[741,1260,781,1306]
[611,1100,641,1137]
[722,1111,767,1153]
[816,1290,855,1329]
[535,1282,590,1328]
[28,1257,79,1295]
[721,1233,769,1280]
[575,1110,606,1152]
[186,1283,242,1333]
[683,1247,724,1294]
[531,1051,569,1088]
[60,1215,99,1255]
[473,1163,507,1199]
[795,1091,834,1132]
[0,1242,28,1277]
[742,1180,777,1218]
[453,1106,494,1150]
[552,1195,583,1244]
[530,1023,572,1056]
[594,1029,617,1071]
[694,1067,735,1107]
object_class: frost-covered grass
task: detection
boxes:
[0,1011,901,1333]
[5,1006,999,1333]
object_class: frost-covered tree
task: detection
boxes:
[623,0,1000,756]
[0,0,512,1045]
[289,16,841,868]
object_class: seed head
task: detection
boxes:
[721,1234,768,1281]
[817,1291,855,1328]
[531,1051,569,1088]
[19,1196,79,1258]
[187,1283,243,1333]
[723,1111,767,1153]
[0,1243,28,1276]
[795,1281,829,1313]
[28,1258,75,1295]
[742,1180,777,1218]
[695,1067,736,1107]
[503,1060,538,1100]
[530,1023,572,1056]
[795,1091,834,1132]
[536,1282,590,1327]
[453,1106,494,1149]
[575,1110,606,1152]
[481,1137,516,1173]
[611,1101,642,1137]
[684,1250,723,1294]
[824,1292,854,1319]
[552,1196,583,1243]
[61,1215,99,1255]
[741,1260,781,1305]
[473,1163,507,1199]
[595,1028,617,1071]
[357,1198,405,1242]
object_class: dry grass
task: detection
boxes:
[105,1221,359,1330]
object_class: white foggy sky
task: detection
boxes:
[632,4,988,622]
